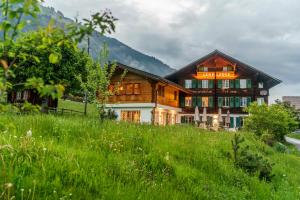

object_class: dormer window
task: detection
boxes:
[258,82,264,89]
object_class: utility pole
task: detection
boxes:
[84,36,90,116]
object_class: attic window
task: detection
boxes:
[258,82,264,89]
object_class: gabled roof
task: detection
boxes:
[165,50,282,88]
[115,62,191,94]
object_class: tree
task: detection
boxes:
[10,27,91,94]
[275,99,300,129]
[78,45,126,119]
[244,102,298,141]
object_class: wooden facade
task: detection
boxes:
[107,50,281,127]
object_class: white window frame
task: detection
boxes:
[185,97,192,107]
[257,97,265,105]
[223,66,228,72]
[240,79,247,89]
[222,80,230,89]
[258,82,264,89]
[223,97,230,107]
[203,67,208,72]
[240,97,248,107]
[185,80,192,89]
[202,80,209,88]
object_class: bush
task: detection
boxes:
[261,133,276,146]
[231,133,274,181]
[273,142,288,153]
[244,103,298,141]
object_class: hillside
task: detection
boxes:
[1,114,300,199]
[22,6,175,76]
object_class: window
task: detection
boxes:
[257,97,265,105]
[258,82,264,89]
[185,97,192,107]
[121,111,140,123]
[134,83,141,94]
[240,97,248,107]
[126,83,133,94]
[202,97,209,107]
[222,80,230,89]
[240,79,247,89]
[23,90,29,100]
[202,80,209,88]
[203,67,208,72]
[174,91,178,100]
[181,116,194,124]
[158,85,165,97]
[223,66,228,72]
[16,91,22,100]
[223,97,230,107]
[185,80,192,88]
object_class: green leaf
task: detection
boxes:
[49,53,60,64]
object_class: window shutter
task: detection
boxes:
[192,79,197,88]
[197,96,202,107]
[247,97,252,106]
[180,95,185,107]
[218,80,222,89]
[209,80,214,88]
[247,79,252,88]
[235,97,240,108]
[197,80,202,88]
[218,97,223,107]
[230,117,234,128]
[229,80,235,88]
[235,79,240,88]
[230,97,235,108]
[209,96,214,108]
[192,96,197,107]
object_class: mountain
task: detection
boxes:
[24,6,175,76]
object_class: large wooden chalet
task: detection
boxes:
[106,50,281,128]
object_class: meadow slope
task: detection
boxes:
[0,115,300,199]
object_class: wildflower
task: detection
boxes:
[69,193,72,196]
[53,190,57,194]
[21,188,24,192]
[13,135,17,139]
[43,147,47,151]
[165,152,170,161]
[5,183,13,188]
[26,129,32,137]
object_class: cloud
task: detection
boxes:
[43,0,300,100]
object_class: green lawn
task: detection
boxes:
[1,114,300,199]
[287,133,300,140]
[58,99,99,117]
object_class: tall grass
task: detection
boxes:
[0,114,300,199]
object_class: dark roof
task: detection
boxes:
[115,62,191,94]
[165,50,282,88]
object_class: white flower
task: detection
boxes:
[26,129,32,137]
[43,147,47,151]
[5,183,13,188]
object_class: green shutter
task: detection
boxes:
[230,80,235,88]
[235,79,240,88]
[247,97,252,106]
[180,95,185,107]
[230,117,234,128]
[247,79,252,88]
[192,79,197,88]
[209,96,214,108]
[218,80,222,89]
[218,97,223,107]
[209,80,214,88]
[197,96,202,107]
[236,117,241,128]
[197,80,202,88]
[230,97,235,108]
[192,96,197,107]
[235,97,240,108]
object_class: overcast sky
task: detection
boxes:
[43,0,300,103]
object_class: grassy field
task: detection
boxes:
[57,99,99,117]
[1,114,300,199]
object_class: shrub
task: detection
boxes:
[244,103,298,141]
[273,142,288,153]
[231,133,274,181]
[261,133,276,146]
